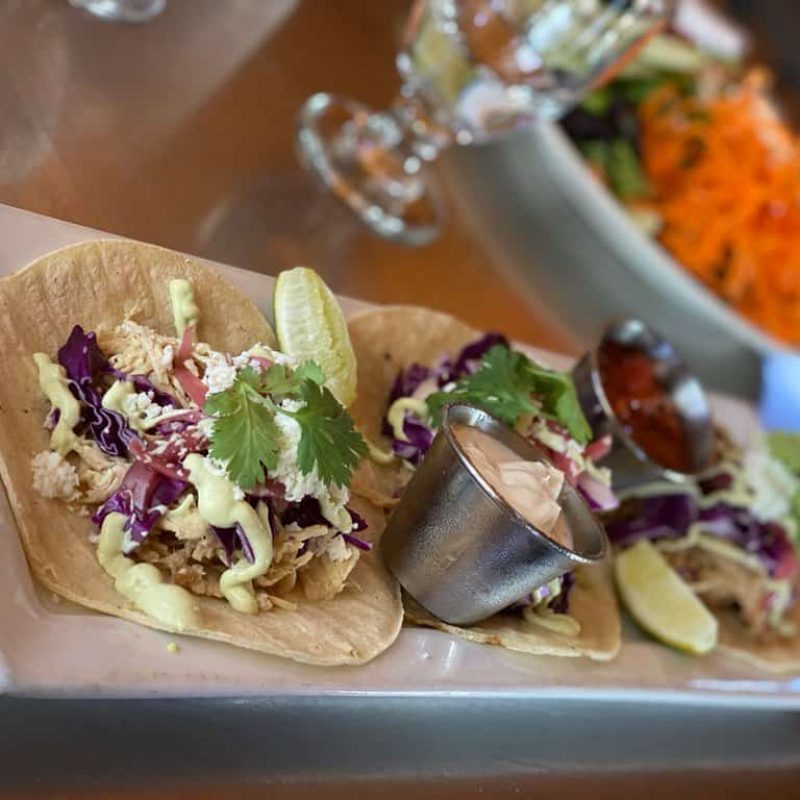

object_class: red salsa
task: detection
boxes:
[597,341,695,473]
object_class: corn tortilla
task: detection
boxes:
[348,305,621,661]
[0,240,402,666]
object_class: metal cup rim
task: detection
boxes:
[442,403,608,565]
[585,318,713,481]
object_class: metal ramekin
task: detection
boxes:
[381,404,608,626]
[571,318,714,490]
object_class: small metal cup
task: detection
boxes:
[381,404,608,626]
[571,319,714,491]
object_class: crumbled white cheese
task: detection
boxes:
[326,534,351,562]
[122,391,163,427]
[271,400,351,530]
[202,353,237,395]
[232,485,245,501]
[206,457,228,478]
[161,344,174,366]
[197,417,215,439]
[305,532,352,562]
[118,320,142,336]
[31,451,79,500]
[231,355,262,372]
[231,344,297,372]
[745,449,799,522]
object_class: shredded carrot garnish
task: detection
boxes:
[637,70,800,346]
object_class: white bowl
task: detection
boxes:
[444,121,794,399]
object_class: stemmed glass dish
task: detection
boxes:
[69,0,166,23]
[298,0,673,245]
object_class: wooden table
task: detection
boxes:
[0,0,573,353]
[2,3,799,798]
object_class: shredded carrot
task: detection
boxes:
[637,69,800,346]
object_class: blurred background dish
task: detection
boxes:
[2,0,799,401]
[444,0,800,399]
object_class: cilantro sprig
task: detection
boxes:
[204,369,282,490]
[425,345,592,445]
[204,362,366,490]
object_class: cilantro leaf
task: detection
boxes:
[294,360,325,385]
[427,345,537,428]
[522,360,592,445]
[768,432,800,475]
[282,380,367,486]
[204,360,365,490]
[261,360,325,398]
[260,363,301,397]
[204,368,281,490]
[425,345,592,444]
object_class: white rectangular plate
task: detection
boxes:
[1,204,798,706]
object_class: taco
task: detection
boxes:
[605,429,800,673]
[348,306,621,661]
[0,240,401,666]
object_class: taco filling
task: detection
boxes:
[605,430,800,665]
[347,305,620,659]
[29,278,370,631]
[366,322,618,645]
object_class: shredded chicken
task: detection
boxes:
[711,425,742,468]
[73,439,121,472]
[36,318,361,616]
[70,440,128,504]
[158,498,208,541]
[99,322,177,387]
[135,517,358,608]
[665,546,769,633]
[349,471,400,510]
[98,321,216,404]
[174,565,223,598]
[75,461,127,505]
[298,550,359,601]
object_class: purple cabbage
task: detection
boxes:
[349,509,367,532]
[211,523,255,566]
[549,571,574,615]
[510,571,575,614]
[281,496,327,529]
[58,324,108,384]
[109,369,177,409]
[387,363,432,406]
[281,497,369,535]
[384,333,509,458]
[341,509,372,550]
[342,532,372,551]
[604,494,698,548]
[283,498,372,554]
[74,383,138,458]
[386,333,509,411]
[698,471,735,496]
[697,504,795,578]
[451,332,509,378]
[391,415,435,466]
[92,461,186,549]
[57,325,137,458]
[606,493,797,579]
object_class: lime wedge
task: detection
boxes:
[274,267,357,407]
[614,540,718,655]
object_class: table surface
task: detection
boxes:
[0,0,573,354]
[1,210,799,797]
[1,2,799,796]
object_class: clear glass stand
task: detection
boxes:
[296,93,448,246]
[69,0,166,23]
